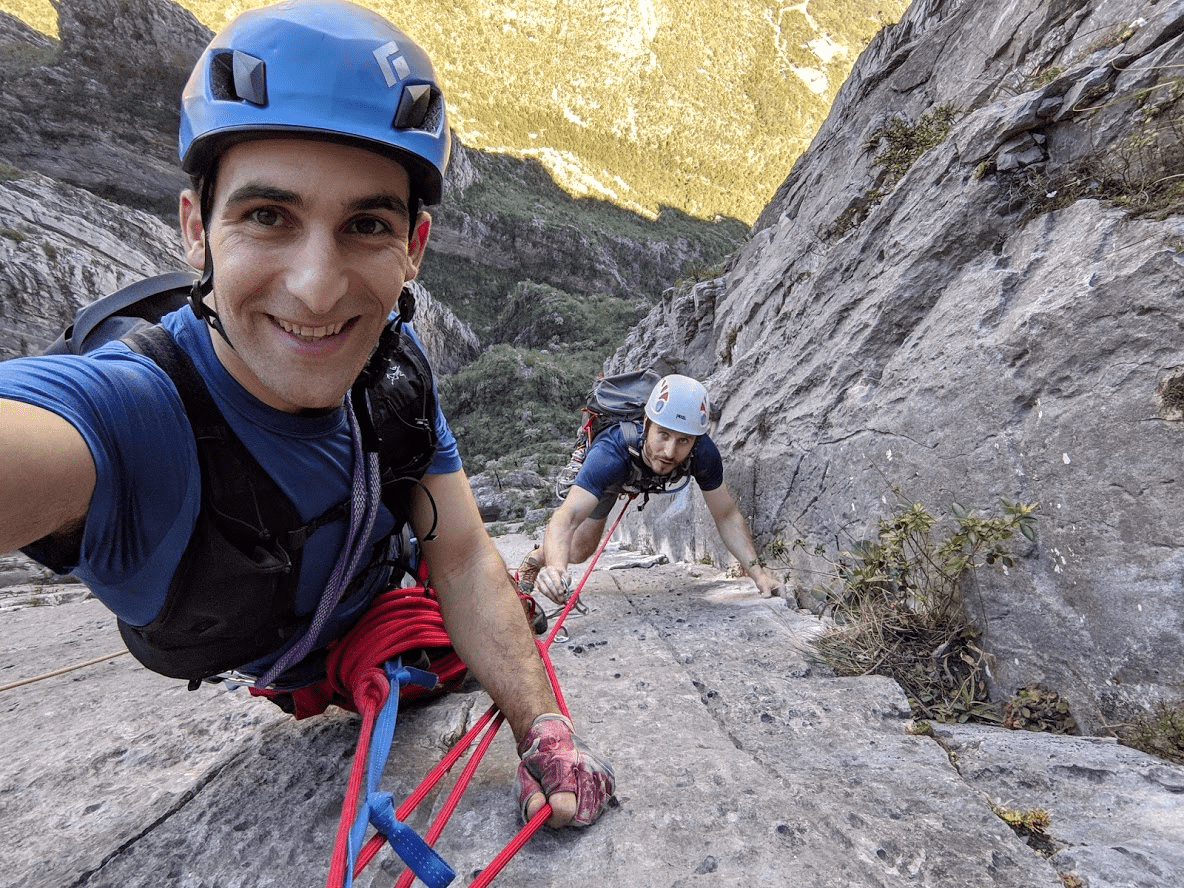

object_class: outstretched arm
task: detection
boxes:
[535,484,601,603]
[411,469,613,826]
[0,399,95,553]
[701,484,782,597]
[411,468,557,739]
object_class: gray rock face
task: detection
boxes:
[608,0,1184,735]
[0,0,206,212]
[0,171,189,359]
[2,550,1180,888]
[467,464,551,523]
[932,721,1184,887]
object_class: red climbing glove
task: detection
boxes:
[515,714,616,827]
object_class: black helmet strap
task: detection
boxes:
[187,172,235,351]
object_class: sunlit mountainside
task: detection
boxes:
[3,0,906,224]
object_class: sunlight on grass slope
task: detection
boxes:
[2,0,906,225]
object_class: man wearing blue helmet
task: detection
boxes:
[522,374,784,604]
[0,0,611,831]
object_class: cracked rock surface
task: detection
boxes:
[2,538,1180,887]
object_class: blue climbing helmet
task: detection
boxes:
[178,0,450,205]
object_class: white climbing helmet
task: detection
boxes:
[644,374,710,436]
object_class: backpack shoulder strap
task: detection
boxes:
[122,324,220,435]
[47,272,196,355]
[619,418,643,452]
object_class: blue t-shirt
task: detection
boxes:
[0,307,461,675]
[574,422,723,500]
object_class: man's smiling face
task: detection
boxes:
[182,137,430,413]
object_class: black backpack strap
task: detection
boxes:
[45,272,196,355]
[122,324,217,428]
[117,325,327,680]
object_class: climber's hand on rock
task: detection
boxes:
[515,714,615,828]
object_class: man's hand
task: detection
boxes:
[748,566,784,598]
[535,566,572,604]
[515,714,615,827]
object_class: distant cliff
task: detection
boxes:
[609,0,1184,736]
[168,0,907,223]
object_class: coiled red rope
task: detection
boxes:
[323,581,467,887]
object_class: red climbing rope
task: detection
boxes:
[392,495,635,888]
[307,496,635,888]
[250,560,466,720]
[322,583,467,886]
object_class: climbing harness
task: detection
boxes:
[323,495,636,888]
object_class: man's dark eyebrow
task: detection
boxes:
[348,193,411,219]
[224,183,303,207]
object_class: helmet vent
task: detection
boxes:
[209,50,268,106]
[393,84,443,132]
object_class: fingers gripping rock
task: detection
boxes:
[515,714,615,826]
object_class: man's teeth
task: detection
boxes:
[276,318,345,341]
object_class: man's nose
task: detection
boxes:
[285,229,349,314]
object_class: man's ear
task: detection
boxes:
[179,188,206,273]
[404,210,432,280]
